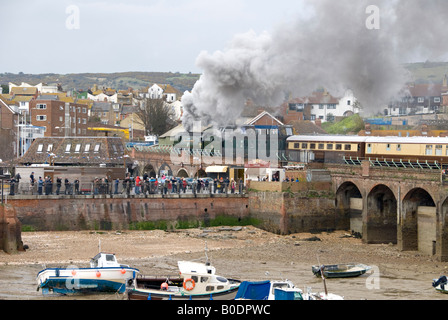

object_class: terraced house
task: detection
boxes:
[29,96,89,137]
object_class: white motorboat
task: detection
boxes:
[126,260,241,300]
[36,252,139,295]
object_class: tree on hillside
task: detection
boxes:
[135,98,176,136]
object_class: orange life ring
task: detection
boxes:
[183,278,195,291]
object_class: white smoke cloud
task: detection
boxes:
[181,0,448,129]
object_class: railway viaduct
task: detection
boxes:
[130,147,448,261]
[127,146,207,178]
[329,161,448,261]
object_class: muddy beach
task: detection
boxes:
[0,226,447,300]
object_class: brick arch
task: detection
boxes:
[335,181,363,235]
[176,168,189,178]
[158,163,173,177]
[400,187,437,254]
[365,184,397,244]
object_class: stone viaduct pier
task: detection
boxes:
[329,161,448,261]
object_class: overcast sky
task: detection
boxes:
[0,0,310,74]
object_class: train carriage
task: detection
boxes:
[364,136,448,165]
[286,135,366,164]
[287,135,448,168]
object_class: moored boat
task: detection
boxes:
[36,252,139,295]
[433,276,448,294]
[126,260,241,300]
[234,280,344,300]
[312,263,371,278]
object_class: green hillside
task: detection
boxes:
[0,71,201,94]
[404,61,448,84]
[0,61,447,95]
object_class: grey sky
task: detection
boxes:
[0,0,309,74]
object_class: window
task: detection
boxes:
[75,144,81,153]
[94,143,101,153]
[396,144,401,152]
[347,100,351,106]
[426,145,433,155]
[36,115,46,121]
[319,105,324,109]
[386,144,391,151]
[327,144,333,150]
[436,145,443,156]
[335,144,342,150]
[310,143,316,149]
[344,144,352,151]
[59,116,63,122]
[37,144,44,153]
[200,277,209,283]
[301,143,308,149]
[83,118,87,124]
[83,108,87,113]
[36,104,46,109]
[434,97,441,103]
[318,144,325,150]
[327,104,336,109]
[294,143,300,149]
[84,144,90,152]
[65,144,71,153]
[47,144,53,152]
[418,97,424,103]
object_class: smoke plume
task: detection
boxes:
[181,0,448,129]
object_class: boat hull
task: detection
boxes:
[37,267,139,295]
[312,264,370,278]
[127,286,240,300]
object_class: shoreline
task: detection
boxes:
[1,226,448,300]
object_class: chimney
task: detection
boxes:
[315,118,322,127]
[365,123,371,135]
[421,124,428,136]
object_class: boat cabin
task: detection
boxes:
[90,253,123,268]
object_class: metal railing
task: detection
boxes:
[2,180,246,197]
[343,156,444,170]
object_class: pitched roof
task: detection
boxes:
[11,95,34,102]
[245,111,284,126]
[407,84,442,97]
[0,96,19,115]
[11,86,37,95]
[288,120,327,135]
[19,137,130,166]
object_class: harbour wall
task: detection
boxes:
[3,185,343,235]
[6,194,250,231]
[248,182,345,235]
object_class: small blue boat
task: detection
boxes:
[36,252,139,295]
[433,276,448,294]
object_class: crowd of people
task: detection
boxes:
[7,172,245,196]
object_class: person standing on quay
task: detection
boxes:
[37,177,43,195]
[56,177,62,195]
[74,178,80,195]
